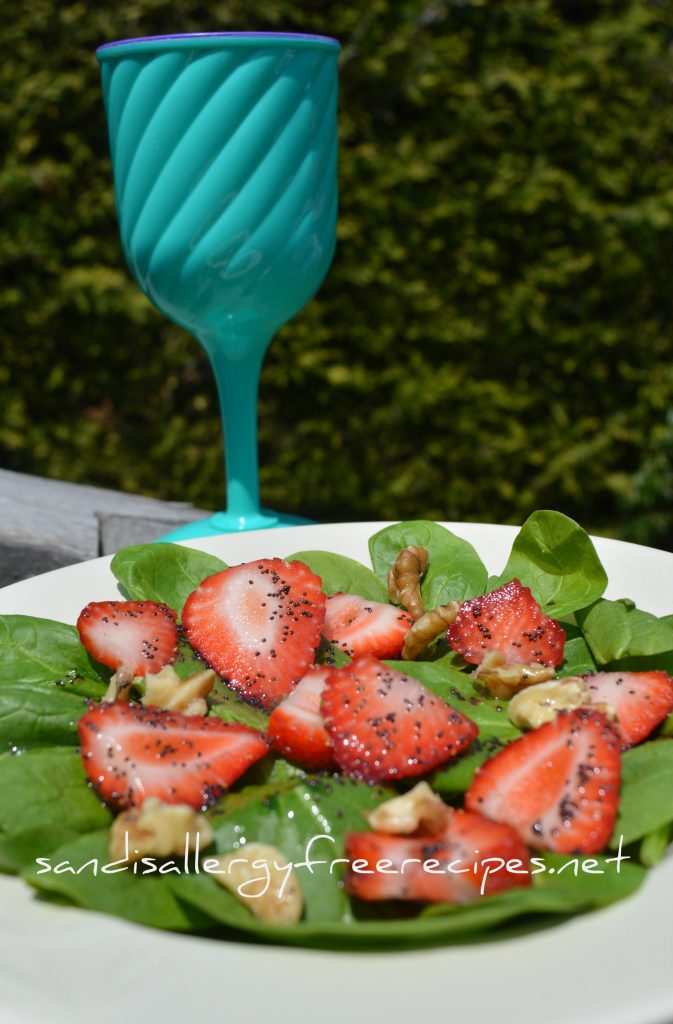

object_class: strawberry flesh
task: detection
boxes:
[323,593,413,660]
[78,701,269,810]
[579,670,673,747]
[466,708,621,854]
[267,666,336,771]
[447,578,565,667]
[321,654,478,783]
[77,600,178,676]
[182,558,326,709]
[344,808,531,902]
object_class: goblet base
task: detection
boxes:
[158,509,315,542]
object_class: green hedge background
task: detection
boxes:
[3,0,673,545]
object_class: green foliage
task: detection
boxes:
[110,543,227,613]
[286,549,389,600]
[22,830,211,930]
[0,615,107,750]
[3,1,673,544]
[613,739,673,844]
[369,520,488,605]
[0,748,112,871]
[494,510,607,616]
[577,597,673,663]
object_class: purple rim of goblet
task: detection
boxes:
[97,32,340,56]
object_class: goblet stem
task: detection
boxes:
[158,330,314,541]
[205,337,268,527]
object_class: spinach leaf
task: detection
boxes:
[424,851,644,916]
[559,623,597,676]
[286,550,389,602]
[206,775,391,924]
[612,739,673,845]
[22,830,212,932]
[0,681,99,752]
[0,747,112,872]
[607,653,673,676]
[208,680,270,731]
[315,639,351,668]
[577,599,673,665]
[495,510,607,617]
[529,851,645,903]
[171,850,644,950]
[0,616,107,752]
[167,638,212,681]
[369,521,487,609]
[111,543,227,614]
[0,615,106,690]
[639,822,673,867]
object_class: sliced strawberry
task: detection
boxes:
[182,558,326,709]
[321,654,478,783]
[344,808,531,903]
[78,701,269,810]
[465,708,621,854]
[579,670,673,747]
[323,593,413,660]
[447,578,565,667]
[77,600,178,676]
[267,666,336,771]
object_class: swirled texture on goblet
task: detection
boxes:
[99,39,338,341]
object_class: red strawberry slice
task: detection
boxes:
[447,578,565,667]
[465,708,621,854]
[78,701,269,810]
[321,654,478,783]
[267,666,336,771]
[323,593,413,660]
[77,600,178,676]
[344,808,531,903]
[182,558,326,709]
[578,670,673,747]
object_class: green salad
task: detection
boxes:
[0,510,671,950]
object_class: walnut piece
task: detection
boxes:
[387,545,429,620]
[508,676,617,729]
[141,664,216,716]
[401,602,460,660]
[210,843,303,924]
[108,797,214,862]
[103,665,135,702]
[472,650,556,700]
[366,781,451,835]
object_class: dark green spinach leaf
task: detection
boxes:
[111,542,227,614]
[494,510,607,617]
[286,550,389,601]
[369,521,487,609]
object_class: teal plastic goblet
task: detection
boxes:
[96,33,339,538]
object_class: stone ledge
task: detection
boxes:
[0,469,211,586]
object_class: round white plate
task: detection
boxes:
[0,522,672,1024]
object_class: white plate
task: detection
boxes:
[1,522,672,1024]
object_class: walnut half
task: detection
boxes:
[366,781,451,835]
[387,546,429,620]
[472,650,556,700]
[108,797,214,862]
[401,602,460,660]
[209,843,303,924]
[508,676,617,730]
[141,664,216,716]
